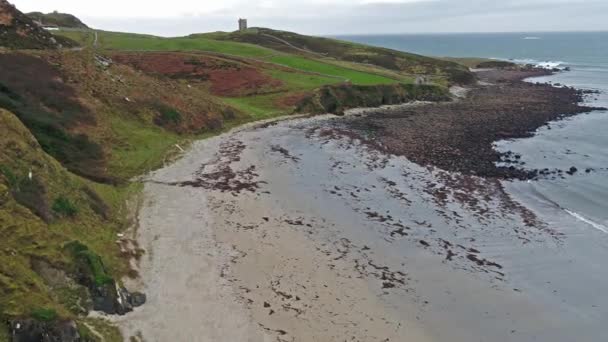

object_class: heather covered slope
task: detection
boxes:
[56,29,457,117]
[0,48,257,340]
[0,0,75,49]
[0,50,245,183]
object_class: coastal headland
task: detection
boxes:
[1,1,606,340]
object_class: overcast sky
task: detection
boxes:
[12,0,608,36]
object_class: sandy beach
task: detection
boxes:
[111,72,608,342]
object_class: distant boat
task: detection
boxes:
[523,36,541,40]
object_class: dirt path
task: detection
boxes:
[93,30,98,48]
[260,33,327,57]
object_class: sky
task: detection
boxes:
[11,0,608,36]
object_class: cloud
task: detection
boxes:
[10,0,608,35]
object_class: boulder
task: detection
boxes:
[10,319,80,342]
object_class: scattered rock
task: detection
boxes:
[9,319,81,342]
[94,55,112,69]
[340,69,601,180]
[129,291,147,308]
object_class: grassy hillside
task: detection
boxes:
[54,28,465,116]
[27,11,88,29]
[0,50,254,182]
[201,28,475,84]
[0,108,129,341]
[0,0,76,49]
[440,57,517,69]
[57,30,409,86]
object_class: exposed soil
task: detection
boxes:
[342,68,605,180]
[111,52,283,97]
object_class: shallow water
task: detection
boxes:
[119,105,608,341]
[498,70,608,236]
[252,117,608,342]
[127,112,608,341]
[339,31,608,246]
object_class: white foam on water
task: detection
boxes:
[565,209,608,234]
[523,36,541,40]
[510,58,568,70]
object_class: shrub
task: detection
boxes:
[476,61,516,69]
[446,68,477,85]
[0,165,18,187]
[52,196,78,218]
[65,241,113,287]
[154,105,183,127]
[31,308,58,322]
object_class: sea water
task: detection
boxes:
[336,31,608,237]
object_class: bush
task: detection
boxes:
[0,165,18,187]
[296,83,450,115]
[476,61,516,69]
[154,106,182,127]
[446,68,477,85]
[31,308,58,322]
[65,241,113,287]
[52,196,78,218]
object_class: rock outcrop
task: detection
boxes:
[9,320,81,342]
[0,0,75,49]
[26,11,88,29]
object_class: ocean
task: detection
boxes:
[336,31,608,237]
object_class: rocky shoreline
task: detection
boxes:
[339,67,605,180]
[107,67,608,342]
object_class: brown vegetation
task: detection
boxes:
[111,52,283,97]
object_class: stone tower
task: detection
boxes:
[238,18,248,31]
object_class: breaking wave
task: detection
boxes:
[510,58,568,70]
[565,209,608,234]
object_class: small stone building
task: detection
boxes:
[238,18,248,32]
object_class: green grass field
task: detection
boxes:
[268,69,341,90]
[267,55,397,85]
[57,30,400,87]
[222,94,288,120]
[106,117,183,180]
[60,30,275,58]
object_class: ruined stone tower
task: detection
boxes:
[238,18,248,32]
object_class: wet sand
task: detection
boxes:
[113,72,608,342]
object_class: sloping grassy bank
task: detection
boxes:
[0,108,132,341]
[0,48,253,340]
[203,28,475,85]
[296,83,450,115]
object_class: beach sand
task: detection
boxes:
[111,72,607,341]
